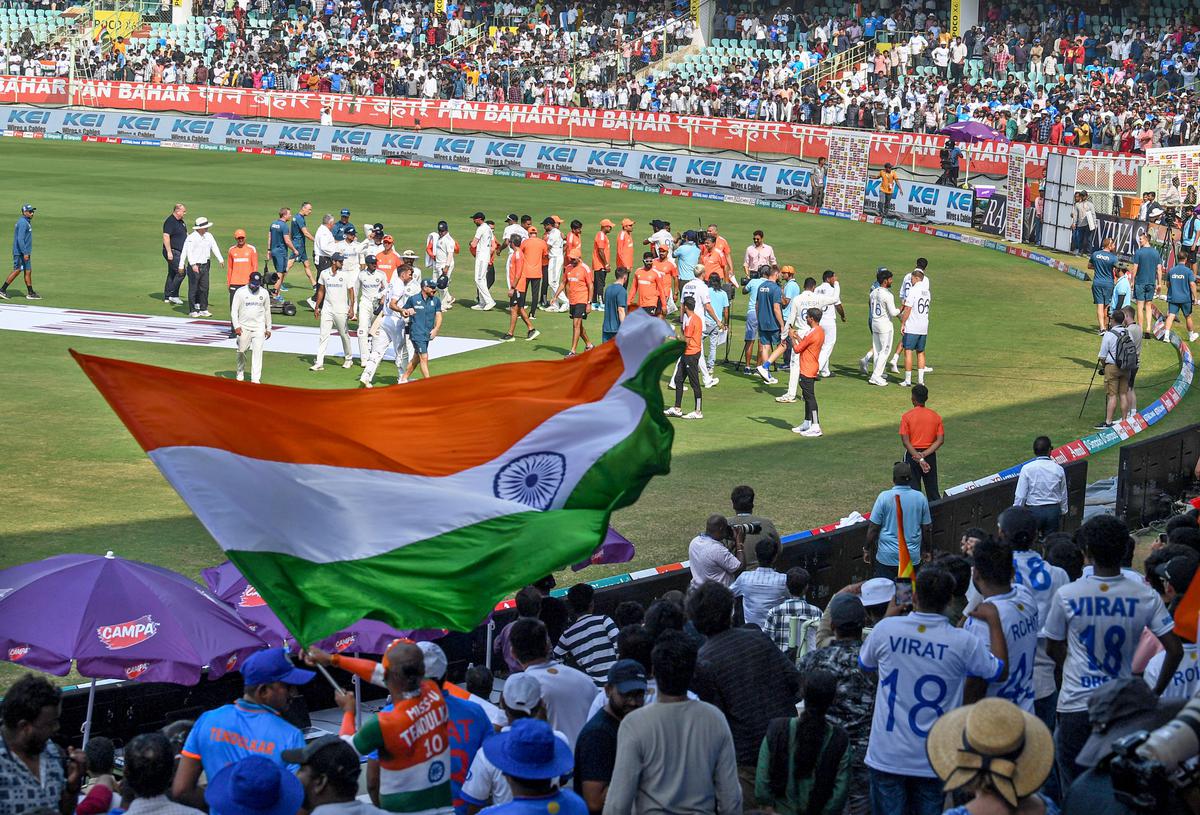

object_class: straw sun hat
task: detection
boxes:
[926,698,1054,807]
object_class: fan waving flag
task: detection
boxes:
[74,311,679,645]
[895,494,914,580]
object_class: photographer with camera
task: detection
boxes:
[688,514,748,592]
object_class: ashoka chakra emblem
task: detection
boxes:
[493,452,567,510]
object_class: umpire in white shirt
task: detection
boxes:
[1013,435,1068,538]
[178,216,224,317]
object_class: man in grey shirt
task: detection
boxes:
[1121,304,1143,422]
[603,632,741,815]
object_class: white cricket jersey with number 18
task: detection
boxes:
[903,281,931,335]
[859,612,1003,778]
[1043,573,1174,713]
[963,586,1040,711]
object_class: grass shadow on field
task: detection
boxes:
[1055,322,1103,336]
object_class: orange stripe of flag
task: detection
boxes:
[896,494,913,579]
[1173,570,1200,643]
[71,344,624,477]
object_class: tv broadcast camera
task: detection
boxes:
[1111,697,1200,814]
[263,272,298,317]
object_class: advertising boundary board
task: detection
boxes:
[2,114,1191,608]
[863,177,974,228]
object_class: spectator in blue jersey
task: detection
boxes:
[171,648,313,809]
[600,268,628,343]
[1087,237,1120,333]
[332,209,356,242]
[864,461,933,580]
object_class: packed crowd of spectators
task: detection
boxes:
[6,477,1200,815]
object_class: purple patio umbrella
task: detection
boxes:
[201,561,444,654]
[0,552,269,743]
[939,120,1008,144]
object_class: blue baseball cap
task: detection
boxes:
[340,208,351,216]
[240,648,315,687]
[21,204,35,213]
[206,756,304,815]
[330,252,345,263]
[481,718,573,780]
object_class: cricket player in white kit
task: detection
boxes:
[814,270,844,377]
[311,253,356,371]
[426,220,458,309]
[231,271,272,383]
[470,212,496,310]
[867,268,901,386]
[356,255,387,365]
[899,268,931,387]
[360,263,421,387]
[543,216,567,311]
[677,275,722,388]
[890,258,931,373]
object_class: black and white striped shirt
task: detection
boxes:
[552,613,619,686]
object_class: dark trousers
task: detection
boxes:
[1035,692,1062,803]
[1055,710,1091,792]
[164,257,184,299]
[592,268,608,303]
[187,262,211,311]
[800,375,818,421]
[673,353,702,409]
[1028,504,1063,539]
[528,278,543,316]
[486,263,495,289]
[905,449,940,500]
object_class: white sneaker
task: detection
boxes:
[305,297,317,309]
[189,311,201,317]
[236,373,245,381]
[663,407,683,417]
[200,310,212,317]
[900,380,912,387]
[682,410,703,420]
[360,379,373,389]
[667,379,676,390]
[309,363,324,371]
[342,358,354,369]
[921,366,933,373]
[397,377,409,385]
[704,378,719,388]
[471,304,484,310]
[482,304,495,311]
[595,303,605,311]
[791,420,812,433]
[1190,332,1199,342]
[168,296,183,304]
[800,425,823,437]
[859,357,870,374]
[820,371,831,378]
[755,364,778,384]
[869,377,888,387]
[775,394,797,403]
[889,359,900,373]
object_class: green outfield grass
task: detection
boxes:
[0,138,1192,589]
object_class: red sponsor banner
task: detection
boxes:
[3,77,1141,181]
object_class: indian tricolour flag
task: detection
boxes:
[74,312,679,645]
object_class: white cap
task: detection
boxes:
[861,577,897,607]
[194,217,213,229]
[417,641,448,680]
[501,673,542,714]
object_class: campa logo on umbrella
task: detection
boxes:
[225,654,239,672]
[334,635,357,653]
[7,645,29,661]
[97,614,159,650]
[238,585,267,608]
[124,662,152,680]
